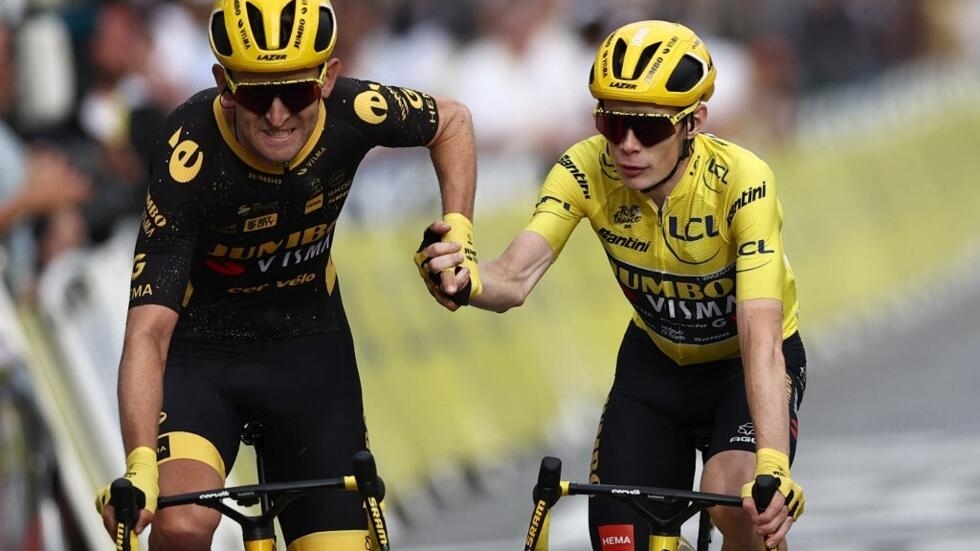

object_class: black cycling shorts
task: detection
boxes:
[158,330,369,544]
[588,322,806,551]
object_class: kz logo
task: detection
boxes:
[731,422,756,444]
[613,205,642,225]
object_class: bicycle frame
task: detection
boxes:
[109,449,390,551]
[522,456,747,551]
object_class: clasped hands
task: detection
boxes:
[413,213,481,310]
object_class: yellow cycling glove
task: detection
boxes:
[740,448,805,520]
[96,446,160,516]
[414,212,482,304]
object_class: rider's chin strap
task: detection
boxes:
[639,118,695,195]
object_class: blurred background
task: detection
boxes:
[1,0,979,549]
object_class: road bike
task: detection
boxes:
[522,456,778,551]
[108,422,391,551]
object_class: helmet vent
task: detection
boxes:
[210,12,233,56]
[612,38,661,81]
[315,4,336,52]
[245,0,297,50]
[666,55,705,93]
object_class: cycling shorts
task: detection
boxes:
[588,322,806,550]
[158,330,369,544]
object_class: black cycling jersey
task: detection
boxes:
[130,77,439,341]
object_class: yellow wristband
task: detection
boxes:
[442,212,482,298]
[755,447,790,479]
[442,212,476,262]
[125,446,159,513]
[126,446,157,473]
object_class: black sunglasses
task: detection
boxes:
[224,68,325,114]
[594,102,699,148]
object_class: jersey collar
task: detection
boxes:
[212,95,327,175]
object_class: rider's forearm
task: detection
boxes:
[737,299,790,454]
[117,306,176,453]
[470,232,554,313]
[118,336,165,454]
[428,96,476,218]
[744,347,790,454]
[469,260,531,313]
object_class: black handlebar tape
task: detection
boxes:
[110,478,144,526]
[352,450,383,500]
[110,478,145,551]
[353,451,390,550]
[752,474,779,513]
[533,456,562,506]
[525,456,562,551]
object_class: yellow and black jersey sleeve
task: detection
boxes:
[130,93,212,314]
[524,138,606,256]
[331,77,440,148]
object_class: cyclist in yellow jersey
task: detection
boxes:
[417,21,805,551]
[93,1,481,549]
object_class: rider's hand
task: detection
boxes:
[413,213,481,310]
[96,447,159,541]
[740,448,804,549]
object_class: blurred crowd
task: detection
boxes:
[0,0,976,301]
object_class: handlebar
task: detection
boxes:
[751,474,780,551]
[523,456,743,551]
[109,449,388,551]
[108,478,141,551]
[751,474,778,512]
[353,449,390,550]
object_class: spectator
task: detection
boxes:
[146,0,215,110]
[0,18,91,298]
[76,1,166,243]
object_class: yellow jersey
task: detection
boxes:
[525,133,799,365]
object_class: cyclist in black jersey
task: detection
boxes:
[417,21,805,551]
[94,1,482,549]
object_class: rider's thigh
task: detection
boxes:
[700,449,753,496]
[701,450,757,548]
[149,459,224,551]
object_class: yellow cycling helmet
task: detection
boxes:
[208,0,338,73]
[589,20,716,107]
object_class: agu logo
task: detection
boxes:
[730,422,756,444]
[598,524,635,550]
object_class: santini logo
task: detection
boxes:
[726,183,767,224]
[558,154,590,199]
[599,228,650,252]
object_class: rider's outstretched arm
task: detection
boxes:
[470,231,554,313]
